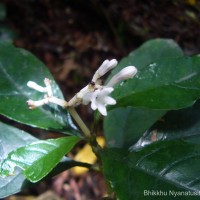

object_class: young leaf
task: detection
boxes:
[0,136,80,182]
[0,41,79,135]
[112,56,200,110]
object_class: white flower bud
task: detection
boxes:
[92,59,118,82]
[106,66,137,87]
[27,99,49,109]
[27,78,68,109]
[27,81,47,93]
[98,59,118,77]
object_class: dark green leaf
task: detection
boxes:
[131,100,200,151]
[104,39,182,149]
[0,41,79,135]
[1,136,80,182]
[101,139,200,200]
[104,107,165,148]
[102,101,200,199]
[107,39,183,83]
[48,157,91,178]
[112,56,200,109]
[0,122,37,198]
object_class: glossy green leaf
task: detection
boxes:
[0,121,86,198]
[101,139,200,200]
[47,157,91,178]
[0,41,79,135]
[107,39,183,83]
[112,56,200,110]
[104,39,183,149]
[104,107,165,148]
[0,136,80,182]
[0,122,37,198]
[102,101,200,199]
[131,100,200,151]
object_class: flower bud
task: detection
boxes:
[27,99,48,109]
[92,59,118,82]
[98,59,118,76]
[27,81,47,93]
[106,66,137,87]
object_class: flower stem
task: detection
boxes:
[68,107,91,138]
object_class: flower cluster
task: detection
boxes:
[27,78,67,109]
[27,59,137,116]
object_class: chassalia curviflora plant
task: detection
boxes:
[1,39,200,199]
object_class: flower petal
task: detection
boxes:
[103,96,116,105]
[82,92,93,105]
[90,91,98,110]
[91,100,97,110]
[100,87,114,96]
[97,102,107,116]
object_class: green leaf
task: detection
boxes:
[107,39,183,83]
[0,121,37,198]
[104,39,183,149]
[112,56,200,110]
[131,100,200,151]
[0,41,79,135]
[47,157,91,178]
[102,101,200,199]
[0,136,80,182]
[101,139,200,200]
[104,107,165,148]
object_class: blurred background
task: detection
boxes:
[1,0,200,199]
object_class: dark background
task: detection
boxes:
[1,0,200,199]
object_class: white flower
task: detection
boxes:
[82,87,116,116]
[27,78,53,96]
[26,60,137,116]
[27,78,68,109]
[92,59,118,82]
[106,66,137,87]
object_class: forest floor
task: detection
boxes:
[1,0,200,199]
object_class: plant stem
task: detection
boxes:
[68,108,102,165]
[68,107,91,138]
